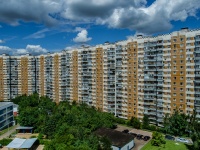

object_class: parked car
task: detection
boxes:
[129,132,137,138]
[176,137,189,144]
[136,134,143,140]
[122,129,129,133]
[143,136,150,141]
[0,144,2,148]
[165,135,175,140]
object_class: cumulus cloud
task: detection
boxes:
[0,46,12,54]
[0,45,47,55]
[0,0,199,34]
[73,29,92,43]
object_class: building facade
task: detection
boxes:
[0,28,200,125]
[0,102,14,130]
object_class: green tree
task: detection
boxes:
[18,107,39,127]
[163,110,188,136]
[127,117,141,129]
[142,114,150,129]
[151,131,166,147]
[13,94,120,149]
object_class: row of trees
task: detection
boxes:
[126,110,200,149]
[13,93,125,150]
[163,110,200,149]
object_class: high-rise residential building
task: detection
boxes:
[0,28,200,125]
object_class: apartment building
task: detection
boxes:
[0,28,200,125]
[0,102,14,130]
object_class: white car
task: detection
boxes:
[176,138,189,144]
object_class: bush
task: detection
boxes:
[30,135,37,138]
[148,125,157,131]
[127,117,141,129]
[0,138,12,146]
[114,117,126,124]
[151,131,166,147]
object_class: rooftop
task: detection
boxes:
[16,126,34,130]
[0,102,13,107]
[6,138,37,149]
[95,128,133,148]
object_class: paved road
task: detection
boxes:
[0,124,19,140]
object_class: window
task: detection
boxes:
[180,82,183,85]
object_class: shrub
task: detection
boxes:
[151,131,166,147]
[0,138,12,146]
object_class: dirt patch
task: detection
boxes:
[15,133,39,139]
[36,145,44,150]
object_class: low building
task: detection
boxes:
[0,102,14,130]
[95,128,134,150]
[6,138,38,150]
[16,126,34,134]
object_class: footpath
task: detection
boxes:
[0,124,20,140]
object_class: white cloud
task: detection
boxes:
[73,29,92,43]
[74,27,85,32]
[0,45,47,55]
[0,40,4,44]
[65,46,76,50]
[0,0,199,34]
[0,46,12,54]
[22,45,47,55]
[24,29,49,39]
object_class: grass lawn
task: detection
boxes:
[141,140,189,150]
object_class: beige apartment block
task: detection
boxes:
[0,28,200,125]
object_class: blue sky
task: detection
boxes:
[0,0,200,55]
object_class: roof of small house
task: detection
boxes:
[95,128,134,148]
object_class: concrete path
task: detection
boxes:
[0,124,19,140]
[36,145,44,150]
